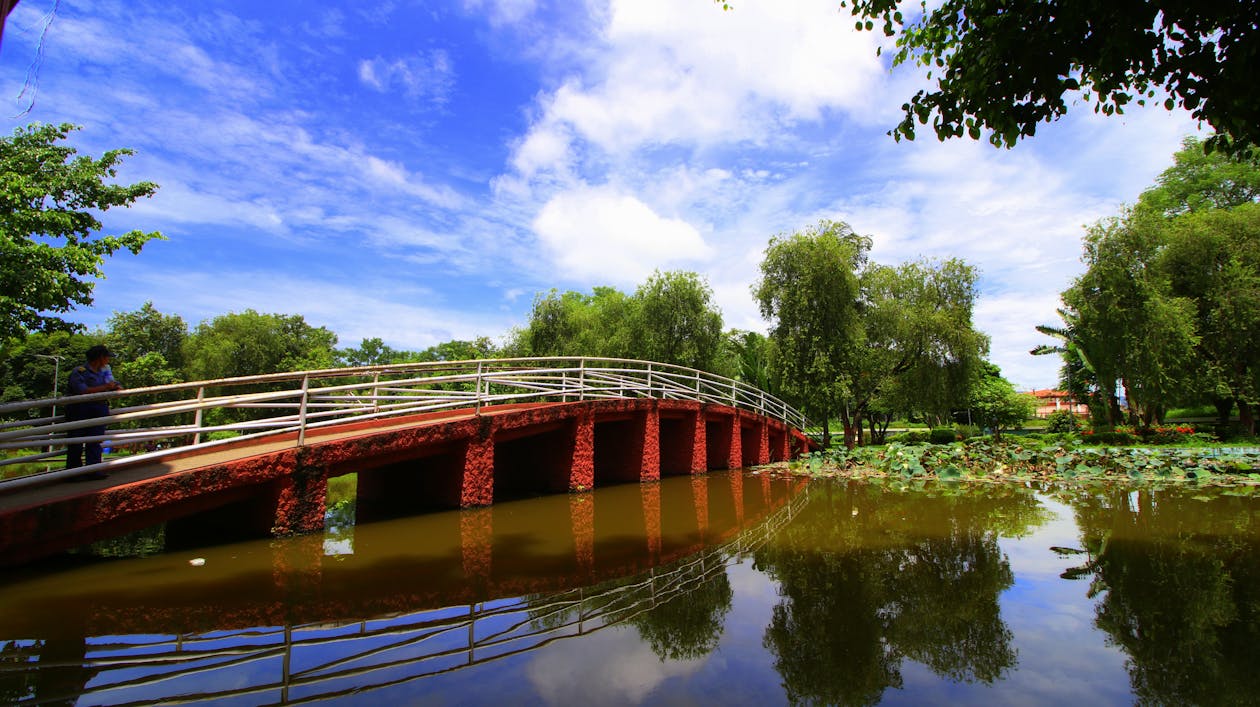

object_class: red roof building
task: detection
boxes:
[1026,389,1088,418]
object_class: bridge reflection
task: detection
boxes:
[0,470,806,705]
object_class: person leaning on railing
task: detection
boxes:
[65,344,124,479]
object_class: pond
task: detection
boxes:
[1,471,1258,705]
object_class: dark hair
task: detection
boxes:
[86,345,114,360]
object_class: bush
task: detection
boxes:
[955,424,981,440]
[889,430,930,444]
[930,427,957,444]
[1046,410,1081,434]
[1083,430,1136,445]
[1136,425,1197,445]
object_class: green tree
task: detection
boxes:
[1068,213,1199,427]
[104,302,187,389]
[183,309,339,381]
[859,258,988,437]
[1158,204,1260,434]
[631,270,724,371]
[338,337,405,367]
[0,123,162,340]
[1137,136,1260,217]
[722,329,776,394]
[755,220,871,446]
[419,337,499,362]
[0,330,90,408]
[968,363,1035,437]
[519,287,638,359]
[841,1,1260,154]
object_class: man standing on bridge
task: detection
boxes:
[65,345,123,479]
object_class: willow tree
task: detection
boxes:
[755,220,871,446]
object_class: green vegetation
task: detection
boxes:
[755,220,989,447]
[1035,137,1260,436]
[786,439,1260,487]
[0,123,163,341]
[840,1,1259,155]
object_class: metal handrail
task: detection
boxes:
[0,357,810,488]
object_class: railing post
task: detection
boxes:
[476,361,484,415]
[579,358,587,401]
[192,386,205,446]
[646,364,653,399]
[695,371,701,400]
[372,372,381,414]
[297,375,311,446]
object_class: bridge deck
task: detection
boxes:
[0,403,553,513]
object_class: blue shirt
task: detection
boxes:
[67,364,115,417]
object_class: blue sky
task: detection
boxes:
[1,0,1201,388]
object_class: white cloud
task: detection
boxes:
[532,185,712,284]
[508,0,884,179]
[357,50,455,105]
[462,0,538,27]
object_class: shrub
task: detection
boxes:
[929,427,957,444]
[955,424,981,440]
[1046,410,1081,434]
[1084,430,1136,445]
[889,430,930,444]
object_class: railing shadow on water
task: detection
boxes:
[0,484,810,706]
[0,358,811,489]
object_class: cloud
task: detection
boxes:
[462,0,539,27]
[357,49,455,105]
[532,185,712,284]
[508,0,884,180]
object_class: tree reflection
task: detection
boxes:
[630,556,733,661]
[756,481,1045,705]
[1062,487,1260,706]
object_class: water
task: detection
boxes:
[1,472,1258,705]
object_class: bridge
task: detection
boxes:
[0,357,816,566]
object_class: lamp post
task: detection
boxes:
[34,354,63,419]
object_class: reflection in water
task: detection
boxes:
[1059,486,1260,706]
[755,480,1049,705]
[2,476,1259,705]
[0,471,804,705]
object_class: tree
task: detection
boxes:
[104,302,188,388]
[338,337,405,367]
[1158,204,1260,434]
[631,270,724,371]
[0,123,162,340]
[755,220,871,446]
[968,363,1035,438]
[859,258,988,437]
[841,1,1260,154]
[1136,136,1260,217]
[1068,212,1199,427]
[183,310,339,381]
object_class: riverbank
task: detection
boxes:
[768,440,1260,489]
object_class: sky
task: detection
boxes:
[0,0,1203,389]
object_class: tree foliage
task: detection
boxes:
[0,123,162,340]
[513,270,727,372]
[841,1,1260,155]
[755,220,988,446]
[755,220,869,445]
[968,362,1036,437]
[1037,139,1260,434]
[183,310,339,381]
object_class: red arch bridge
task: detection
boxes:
[0,357,817,566]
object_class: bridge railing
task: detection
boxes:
[0,357,810,489]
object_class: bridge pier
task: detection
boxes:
[271,453,328,536]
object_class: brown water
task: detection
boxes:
[1,472,1258,705]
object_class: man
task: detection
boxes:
[65,344,123,479]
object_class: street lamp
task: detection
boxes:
[33,354,63,419]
